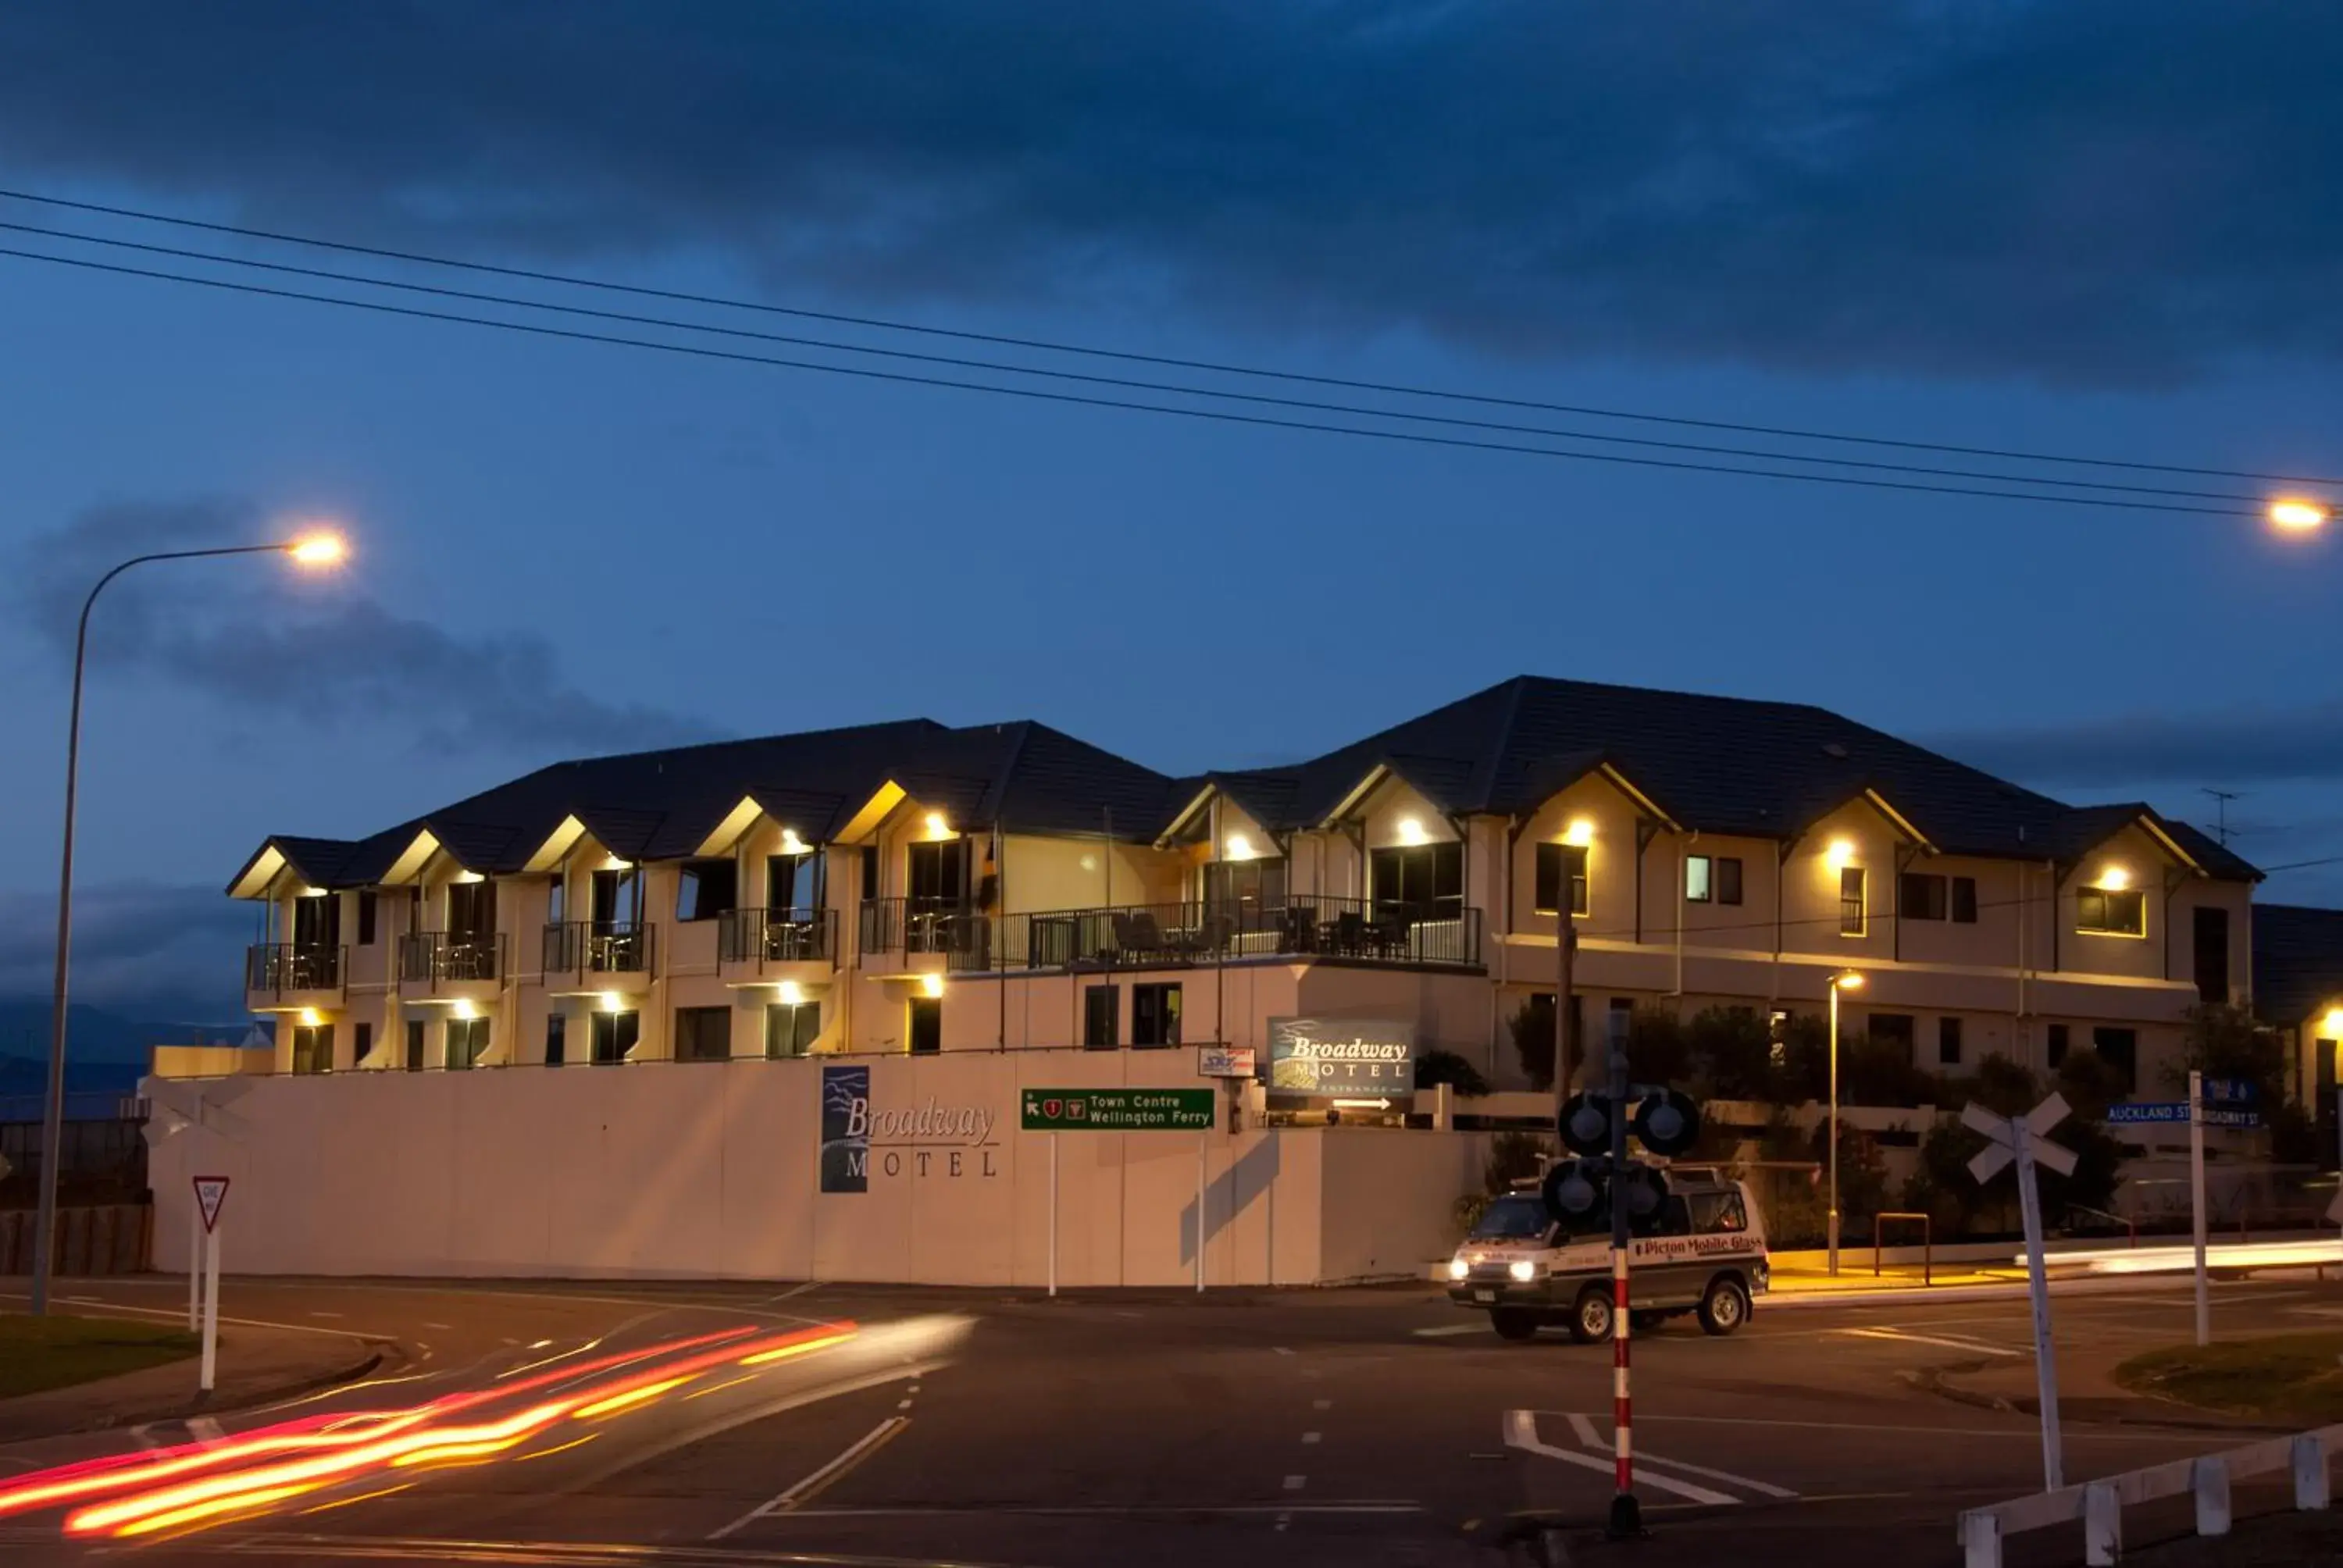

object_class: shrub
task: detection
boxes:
[1415,1049,1491,1098]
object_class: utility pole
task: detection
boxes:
[1554,884,1576,1117]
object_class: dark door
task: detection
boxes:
[590,868,639,929]
[2192,907,2231,1004]
[908,996,942,1055]
[292,894,341,950]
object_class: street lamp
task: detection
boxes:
[2268,497,2331,536]
[29,529,348,1316]
[1826,969,1864,1277]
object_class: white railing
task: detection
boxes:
[1959,1424,2338,1566]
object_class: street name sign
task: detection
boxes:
[1021,1088,1214,1131]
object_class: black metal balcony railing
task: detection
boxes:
[541,920,657,977]
[244,943,344,996]
[717,907,836,968]
[398,931,507,986]
[1003,896,1482,971]
[857,898,990,969]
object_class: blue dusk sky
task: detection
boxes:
[0,2,2338,1014]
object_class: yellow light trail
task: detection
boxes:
[570,1375,695,1420]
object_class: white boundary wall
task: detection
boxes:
[146,1052,1485,1287]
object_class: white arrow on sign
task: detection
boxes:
[1332,1097,1394,1110]
[1963,1092,2078,1182]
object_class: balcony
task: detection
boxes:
[716,907,836,974]
[397,931,507,995]
[244,943,344,1003]
[541,921,658,991]
[858,897,991,972]
[1000,896,1483,972]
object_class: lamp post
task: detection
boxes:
[1826,970,1864,1277]
[30,531,345,1316]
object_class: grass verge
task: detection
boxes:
[2113,1331,2343,1424]
[0,1313,200,1399]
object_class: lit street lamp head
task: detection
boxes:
[1831,970,1864,991]
[287,532,348,567]
[2268,497,2331,535]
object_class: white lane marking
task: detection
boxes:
[1838,1325,2026,1357]
[1410,1323,1485,1338]
[1282,1474,1307,1491]
[1272,1346,1296,1356]
[708,1416,909,1539]
[307,1311,346,1319]
[188,1417,226,1444]
[1301,1432,1321,1445]
[1503,1411,1738,1507]
[1565,1413,1603,1449]
[423,1321,452,1331]
[897,1399,913,1411]
[1312,1399,1332,1410]
[1556,1410,1798,1499]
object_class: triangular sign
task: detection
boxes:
[193,1174,231,1234]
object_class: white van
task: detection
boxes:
[1443,1171,1768,1342]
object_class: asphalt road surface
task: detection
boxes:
[4,1271,2338,1567]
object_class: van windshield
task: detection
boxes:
[1470,1195,1551,1242]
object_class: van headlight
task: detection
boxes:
[1447,1256,1471,1281]
[1507,1259,1538,1282]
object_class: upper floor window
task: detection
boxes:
[1374,841,1464,921]
[292,893,341,951]
[1204,857,1286,914]
[769,851,825,918]
[676,859,739,922]
[590,866,642,930]
[1685,855,1742,906]
[2077,886,2146,936]
[1897,872,1978,924]
[1534,843,1589,917]
[357,891,378,946]
[448,878,496,938]
[1839,867,1867,936]
[906,839,970,911]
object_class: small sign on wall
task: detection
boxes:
[1267,1017,1416,1097]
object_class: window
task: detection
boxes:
[405,1019,426,1071]
[444,1017,490,1070]
[1533,843,1589,917]
[768,853,824,918]
[1868,1013,1915,1053]
[1839,867,1867,935]
[1688,1191,1749,1234]
[590,1009,640,1064]
[859,844,881,902]
[292,893,341,951]
[1685,855,1712,903]
[2046,1022,2070,1069]
[1083,985,1119,1049]
[448,879,495,939]
[1684,855,1743,907]
[906,839,969,910]
[676,860,739,923]
[2092,1026,2138,1092]
[2192,907,2230,1004]
[1938,1016,1963,1067]
[1716,856,1743,906]
[545,1012,567,1067]
[2077,887,2147,936]
[1132,983,1182,1047]
[1951,876,1977,924]
[353,1021,373,1067]
[546,875,565,927]
[1375,842,1464,921]
[357,892,378,946]
[1203,857,1286,914]
[908,996,942,1055]
[765,1001,820,1058]
[1899,873,1949,921]
[675,1006,733,1062]
[590,867,641,929]
[291,1023,334,1075]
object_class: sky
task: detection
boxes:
[0,1,2339,1017]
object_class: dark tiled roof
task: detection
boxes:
[244,675,2263,889]
[2253,903,2343,1025]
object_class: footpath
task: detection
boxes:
[0,1317,392,1444]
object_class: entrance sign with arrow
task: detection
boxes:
[1964,1092,2076,1492]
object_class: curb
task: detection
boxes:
[3,1336,401,1443]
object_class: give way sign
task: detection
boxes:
[192,1174,231,1235]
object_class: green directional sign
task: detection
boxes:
[1021,1087,1215,1132]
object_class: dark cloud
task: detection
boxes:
[1932,703,2343,788]
[0,3,2338,383]
[15,498,719,752]
[0,881,251,1017]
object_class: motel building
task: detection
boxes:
[152,676,2260,1288]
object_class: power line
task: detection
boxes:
[2,184,2334,491]
[0,216,2271,508]
[0,243,2270,519]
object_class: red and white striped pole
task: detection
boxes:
[1614,1238,1632,1492]
[1606,1049,1643,1538]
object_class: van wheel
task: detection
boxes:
[1698,1276,1750,1336]
[1490,1309,1541,1342]
[1568,1285,1615,1345]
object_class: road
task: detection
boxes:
[3,1270,2338,1567]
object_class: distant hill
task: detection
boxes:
[0,999,251,1067]
[0,1053,144,1099]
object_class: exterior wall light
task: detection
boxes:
[779,829,807,855]
[452,871,484,885]
[924,812,951,839]
[2320,1007,2343,1039]
[1396,817,1428,846]
[2095,865,2131,892]
[1564,818,1596,848]
[921,973,946,1000]
[597,990,623,1013]
[1825,838,1856,871]
[776,981,804,1005]
[298,1007,323,1027]
[1225,833,1255,862]
[453,999,478,1021]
